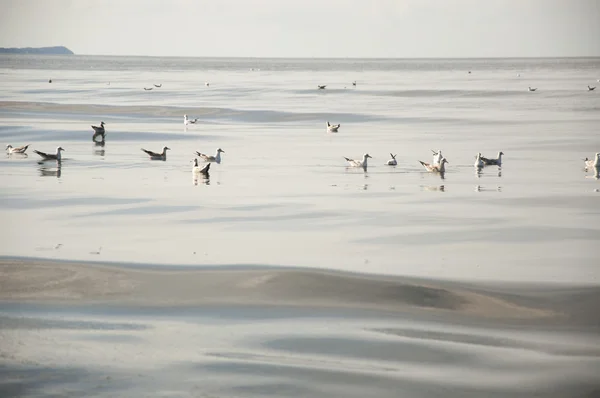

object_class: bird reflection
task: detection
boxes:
[586,168,600,180]
[39,162,61,178]
[193,173,210,186]
[423,185,445,192]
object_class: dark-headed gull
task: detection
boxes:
[344,153,372,169]
[419,158,448,173]
[584,153,600,169]
[184,114,198,125]
[6,144,29,154]
[141,146,170,160]
[326,121,340,133]
[91,121,105,141]
[528,86,537,92]
[481,151,504,166]
[196,148,225,164]
[34,146,65,161]
[386,153,397,166]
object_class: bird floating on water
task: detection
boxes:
[588,85,596,91]
[352,81,357,87]
[584,153,600,169]
[6,144,29,154]
[154,84,162,88]
[386,153,397,166]
[318,85,326,89]
[196,148,225,164]
[184,114,199,125]
[528,86,537,92]
[91,121,106,142]
[144,87,153,91]
[205,82,210,87]
[34,146,65,161]
[326,121,340,133]
[141,146,170,160]
[344,153,372,169]
[480,151,504,166]
[192,158,211,174]
[419,158,448,173]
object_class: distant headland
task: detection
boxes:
[0,46,74,55]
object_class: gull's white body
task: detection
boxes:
[474,153,484,168]
[584,153,600,169]
[344,153,372,169]
[419,158,448,173]
[34,146,65,161]
[6,144,29,154]
[192,158,211,174]
[386,153,397,166]
[184,115,198,125]
[327,121,340,133]
[432,150,443,166]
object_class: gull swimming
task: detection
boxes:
[419,158,448,173]
[326,121,340,133]
[154,84,162,88]
[474,153,484,169]
[480,151,504,166]
[344,153,372,169]
[205,82,210,87]
[352,81,357,87]
[34,146,65,161]
[318,85,326,89]
[588,85,596,91]
[141,146,170,160]
[431,149,443,166]
[91,121,105,142]
[184,114,198,125]
[6,144,29,154]
[528,86,537,92]
[192,158,211,174]
[196,148,225,164]
[386,153,397,166]
[584,153,600,169]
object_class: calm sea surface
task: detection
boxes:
[1,55,600,397]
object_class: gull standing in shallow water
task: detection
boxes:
[196,148,225,164]
[6,144,29,154]
[584,153,600,169]
[34,146,65,161]
[474,153,484,169]
[184,114,198,125]
[481,151,504,166]
[91,121,105,142]
[419,158,448,173]
[386,153,397,166]
[141,146,170,160]
[344,153,372,170]
[326,121,340,133]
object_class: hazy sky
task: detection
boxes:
[0,0,598,57]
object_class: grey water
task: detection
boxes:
[1,55,600,397]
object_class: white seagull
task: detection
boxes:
[34,146,65,161]
[184,114,198,125]
[6,144,30,154]
[386,153,397,166]
[326,121,340,133]
[141,146,170,160]
[192,158,211,174]
[419,158,448,173]
[480,151,504,166]
[344,153,372,169]
[584,153,600,169]
[196,148,225,164]
[528,86,537,92]
[431,149,443,166]
[474,153,484,169]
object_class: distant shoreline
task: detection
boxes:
[0,46,74,55]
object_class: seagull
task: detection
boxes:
[154,84,162,88]
[584,153,600,169]
[141,146,170,160]
[205,82,210,87]
[352,81,357,87]
[184,114,198,125]
[419,158,448,173]
[318,85,326,89]
[344,153,372,169]
[144,87,153,91]
[588,85,596,91]
[192,158,211,174]
[528,86,537,92]
[6,144,29,154]
[431,149,443,166]
[480,151,504,166]
[196,148,225,164]
[474,153,484,169]
[34,146,65,161]
[326,121,340,133]
[91,121,106,141]
[386,153,397,166]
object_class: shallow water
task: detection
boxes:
[1,55,599,284]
